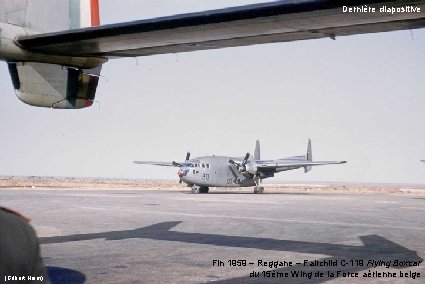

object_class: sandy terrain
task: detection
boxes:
[0,176,423,195]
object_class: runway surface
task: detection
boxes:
[1,188,424,283]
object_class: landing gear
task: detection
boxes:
[254,186,264,194]
[253,175,264,194]
[191,186,209,194]
[199,187,209,194]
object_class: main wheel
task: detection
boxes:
[254,187,264,194]
[199,187,209,194]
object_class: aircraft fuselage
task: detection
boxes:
[179,156,256,188]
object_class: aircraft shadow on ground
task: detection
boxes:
[46,266,86,284]
[40,221,422,283]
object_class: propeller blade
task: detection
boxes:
[172,161,182,167]
[234,153,249,173]
[242,153,250,166]
[185,152,190,161]
[228,165,238,179]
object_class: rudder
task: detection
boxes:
[254,140,260,161]
[304,139,312,173]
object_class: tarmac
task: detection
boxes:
[1,188,424,283]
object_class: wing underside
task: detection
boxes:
[16,0,425,58]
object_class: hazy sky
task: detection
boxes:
[0,1,424,184]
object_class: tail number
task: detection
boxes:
[202,174,210,180]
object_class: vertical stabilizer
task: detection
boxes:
[70,0,100,29]
[0,0,100,33]
[254,140,260,161]
[0,0,27,27]
[304,139,312,173]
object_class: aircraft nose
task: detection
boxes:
[178,169,185,178]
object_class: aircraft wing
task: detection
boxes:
[257,160,346,173]
[16,0,424,58]
[133,161,179,167]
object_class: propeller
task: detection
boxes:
[178,168,184,183]
[173,152,191,168]
[228,152,250,173]
[227,165,239,184]
[172,161,182,167]
[178,152,191,183]
[240,152,250,172]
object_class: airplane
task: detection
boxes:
[133,139,346,194]
[0,0,423,109]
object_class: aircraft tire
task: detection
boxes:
[254,187,264,194]
[199,187,209,194]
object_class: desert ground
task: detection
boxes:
[0,176,423,194]
[0,176,424,283]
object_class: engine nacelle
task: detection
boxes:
[245,162,258,175]
[1,23,105,109]
[9,62,100,109]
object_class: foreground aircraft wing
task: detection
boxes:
[5,0,424,109]
[17,0,425,58]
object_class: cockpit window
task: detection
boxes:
[190,163,209,168]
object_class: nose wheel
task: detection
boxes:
[191,186,209,194]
